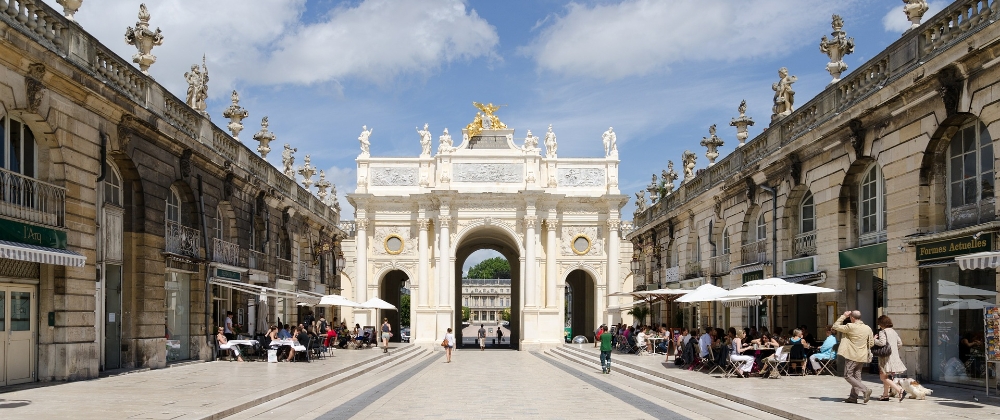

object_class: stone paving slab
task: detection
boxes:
[0,345,407,420]
[564,345,1000,419]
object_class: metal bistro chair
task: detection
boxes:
[708,345,731,375]
[724,353,744,379]
[293,337,312,363]
[702,346,720,374]
[814,356,837,376]
[782,342,807,376]
[637,340,651,356]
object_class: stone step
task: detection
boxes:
[554,345,805,420]
[205,344,422,420]
[230,345,430,419]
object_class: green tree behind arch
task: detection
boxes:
[466,257,510,279]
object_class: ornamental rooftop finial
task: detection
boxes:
[730,99,755,148]
[253,116,275,158]
[124,4,164,75]
[222,90,248,141]
[819,14,855,84]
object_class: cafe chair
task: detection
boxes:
[815,357,837,376]
[701,346,720,373]
[637,341,651,356]
[707,346,730,375]
[293,338,312,363]
[782,342,807,376]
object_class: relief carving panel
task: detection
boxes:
[371,167,418,186]
[557,168,605,187]
[454,163,523,183]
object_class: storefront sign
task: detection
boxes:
[0,218,67,249]
[839,242,887,269]
[216,268,241,281]
[784,256,816,276]
[742,270,764,283]
[916,235,992,261]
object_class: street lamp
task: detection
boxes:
[630,254,640,274]
[336,251,346,274]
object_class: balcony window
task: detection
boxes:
[214,208,224,241]
[756,213,766,241]
[948,120,995,228]
[104,163,123,206]
[1,117,37,178]
[859,164,886,245]
[722,227,730,255]
[795,192,817,256]
[166,188,180,224]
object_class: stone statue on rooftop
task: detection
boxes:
[544,124,558,158]
[282,144,296,178]
[438,128,454,154]
[417,123,432,157]
[819,15,855,84]
[662,161,678,195]
[771,67,798,120]
[903,0,930,32]
[730,100,755,148]
[635,190,647,213]
[523,130,539,152]
[359,125,372,156]
[682,150,697,183]
[602,127,618,157]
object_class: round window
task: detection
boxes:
[384,235,404,254]
[571,235,591,255]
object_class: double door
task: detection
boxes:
[0,284,35,386]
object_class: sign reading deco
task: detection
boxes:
[384,234,404,255]
[571,234,592,255]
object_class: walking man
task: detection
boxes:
[831,310,875,403]
[599,325,613,374]
[497,326,504,344]
[478,324,487,351]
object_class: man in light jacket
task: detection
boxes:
[831,310,874,403]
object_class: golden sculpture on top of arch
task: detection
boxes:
[465,102,507,138]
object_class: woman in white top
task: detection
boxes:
[636,327,648,354]
[729,330,753,377]
[444,327,456,363]
[216,327,244,362]
[875,315,907,401]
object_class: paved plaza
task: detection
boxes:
[3,344,999,419]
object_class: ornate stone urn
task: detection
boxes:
[315,171,331,200]
[222,90,248,141]
[819,15,855,84]
[56,0,83,22]
[124,4,164,75]
[730,100,755,148]
[298,155,315,189]
[700,124,724,166]
[253,117,275,158]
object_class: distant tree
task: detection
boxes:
[399,294,410,327]
[501,307,510,322]
[466,257,510,279]
[462,306,471,322]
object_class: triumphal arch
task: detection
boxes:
[346,104,631,350]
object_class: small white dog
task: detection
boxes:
[889,378,934,400]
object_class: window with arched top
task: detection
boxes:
[693,235,701,262]
[722,227,730,255]
[166,187,181,224]
[1,116,38,178]
[104,162,123,206]
[214,208,224,241]
[800,192,815,234]
[947,120,995,228]
[755,213,767,241]
[859,163,887,245]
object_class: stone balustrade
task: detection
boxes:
[629,0,1000,233]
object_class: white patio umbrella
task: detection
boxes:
[724,277,835,298]
[317,294,364,307]
[676,284,729,303]
[361,297,398,311]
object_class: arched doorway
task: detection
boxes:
[565,269,596,342]
[378,270,408,342]
[454,226,521,349]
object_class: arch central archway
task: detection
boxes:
[454,226,521,349]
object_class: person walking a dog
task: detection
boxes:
[874,315,907,401]
[831,310,874,403]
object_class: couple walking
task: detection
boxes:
[834,310,908,403]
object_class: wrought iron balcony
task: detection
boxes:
[793,232,817,257]
[248,249,266,271]
[165,220,201,259]
[710,254,730,275]
[0,167,65,227]
[685,260,704,279]
[275,257,293,279]
[212,237,244,267]
[740,239,768,265]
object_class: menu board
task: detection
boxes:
[986,305,1000,362]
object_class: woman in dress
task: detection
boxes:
[444,327,456,363]
[875,315,907,401]
[729,329,754,377]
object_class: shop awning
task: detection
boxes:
[918,258,955,268]
[955,251,1000,270]
[0,240,85,267]
[720,297,762,307]
[731,263,767,275]
[210,278,318,303]
[780,271,824,284]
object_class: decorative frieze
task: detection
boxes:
[454,163,523,183]
[557,168,605,187]
[370,167,418,186]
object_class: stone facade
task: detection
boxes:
[462,278,511,323]
[0,1,343,385]
[629,0,1000,384]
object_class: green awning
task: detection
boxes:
[839,242,887,269]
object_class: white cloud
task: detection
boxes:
[322,165,358,218]
[523,0,848,80]
[255,0,499,85]
[882,1,946,33]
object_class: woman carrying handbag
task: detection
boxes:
[442,327,456,363]
[874,315,907,401]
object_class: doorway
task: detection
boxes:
[0,284,35,386]
[565,270,596,342]
[104,264,123,370]
[454,228,520,349]
[378,270,408,343]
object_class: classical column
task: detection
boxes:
[545,219,558,309]
[438,217,450,308]
[355,218,369,303]
[525,216,538,308]
[418,218,430,307]
[607,219,621,297]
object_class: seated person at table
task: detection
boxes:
[278,325,292,340]
[729,330,754,377]
[636,327,649,354]
[286,326,309,362]
[682,331,700,367]
[216,327,244,362]
[785,328,810,373]
[752,333,779,348]
[809,326,837,374]
[699,327,713,361]
[353,323,363,339]
[324,327,337,347]
[800,325,815,346]
[760,344,789,378]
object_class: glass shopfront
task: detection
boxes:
[929,265,996,387]
[165,272,191,362]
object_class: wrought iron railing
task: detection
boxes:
[275,257,292,279]
[740,239,768,265]
[297,261,310,281]
[710,254,730,275]
[212,238,242,266]
[793,232,817,257]
[248,249,266,271]
[165,220,201,259]
[0,167,65,227]
[685,260,703,279]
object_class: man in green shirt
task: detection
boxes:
[599,325,613,374]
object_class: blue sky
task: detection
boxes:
[50,0,948,271]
